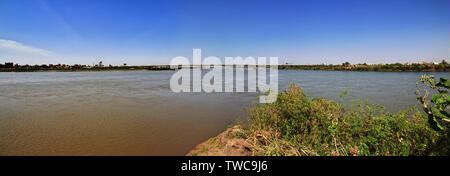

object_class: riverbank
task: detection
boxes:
[1,61,449,72]
[188,84,449,156]
[0,65,174,72]
[187,125,252,156]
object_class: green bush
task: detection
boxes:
[246,84,444,156]
[416,75,450,131]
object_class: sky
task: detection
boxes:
[0,0,449,65]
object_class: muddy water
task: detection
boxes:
[0,70,447,155]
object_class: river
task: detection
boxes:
[0,70,448,155]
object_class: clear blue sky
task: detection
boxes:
[0,0,448,65]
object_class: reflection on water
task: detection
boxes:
[0,70,448,155]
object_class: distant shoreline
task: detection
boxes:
[1,68,448,73]
[1,62,449,72]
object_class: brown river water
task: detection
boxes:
[0,70,448,155]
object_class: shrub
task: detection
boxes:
[416,75,450,131]
[246,84,442,156]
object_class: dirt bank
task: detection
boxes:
[187,125,253,156]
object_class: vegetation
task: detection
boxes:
[279,60,450,72]
[213,83,448,156]
[0,63,173,72]
[1,60,449,72]
[416,75,450,131]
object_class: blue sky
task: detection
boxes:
[0,0,448,65]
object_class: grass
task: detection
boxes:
[240,84,448,156]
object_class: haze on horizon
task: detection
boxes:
[0,0,448,66]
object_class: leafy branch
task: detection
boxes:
[416,75,450,131]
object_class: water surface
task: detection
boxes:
[0,70,448,155]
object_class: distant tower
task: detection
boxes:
[98,61,103,67]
